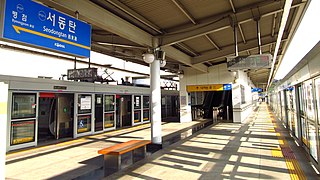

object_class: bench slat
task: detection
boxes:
[98,140,151,155]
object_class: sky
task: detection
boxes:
[274,0,320,80]
[0,41,173,84]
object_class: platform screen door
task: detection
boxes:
[74,93,93,137]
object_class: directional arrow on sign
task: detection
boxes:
[12,25,90,50]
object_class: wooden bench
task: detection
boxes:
[98,140,151,176]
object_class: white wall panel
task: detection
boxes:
[308,52,320,77]
[180,64,254,123]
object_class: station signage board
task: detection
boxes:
[227,54,272,71]
[187,84,232,92]
[67,68,98,81]
[0,0,91,58]
[251,88,262,92]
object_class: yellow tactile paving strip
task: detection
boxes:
[267,106,306,180]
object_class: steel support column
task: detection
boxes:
[150,59,162,144]
[256,19,262,54]
[233,22,238,56]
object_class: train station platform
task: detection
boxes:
[107,103,319,179]
[5,103,319,179]
[5,120,209,179]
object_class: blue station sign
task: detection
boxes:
[1,0,91,57]
[223,84,232,91]
[251,88,262,92]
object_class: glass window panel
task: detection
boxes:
[143,96,150,109]
[166,96,173,116]
[287,110,292,131]
[309,123,318,161]
[286,90,294,132]
[301,117,308,146]
[11,120,35,145]
[190,92,196,105]
[12,93,36,119]
[134,110,141,123]
[298,85,304,115]
[304,80,315,121]
[277,92,282,118]
[143,109,150,122]
[161,97,166,106]
[104,95,115,112]
[134,96,141,109]
[291,88,299,137]
[77,115,91,133]
[318,128,320,161]
[281,92,286,122]
[315,78,320,125]
[292,111,298,137]
[104,113,114,128]
[78,94,92,114]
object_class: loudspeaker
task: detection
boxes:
[155,50,165,60]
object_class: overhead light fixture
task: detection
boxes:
[143,52,155,64]
[143,49,166,65]
[160,60,166,67]
[178,70,184,79]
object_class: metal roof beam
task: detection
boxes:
[229,0,248,47]
[171,0,196,24]
[176,43,199,56]
[238,24,246,43]
[160,2,304,47]
[269,44,273,53]
[91,43,142,60]
[229,0,236,13]
[36,0,206,72]
[162,46,208,72]
[271,13,278,37]
[105,0,163,34]
[205,35,220,50]
[165,0,276,33]
[193,36,287,64]
[249,71,270,77]
[36,0,153,47]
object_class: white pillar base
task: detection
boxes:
[180,106,192,123]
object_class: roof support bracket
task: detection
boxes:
[256,19,262,55]
[230,14,238,56]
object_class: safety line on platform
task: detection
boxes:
[268,106,306,180]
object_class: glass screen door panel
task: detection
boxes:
[104,95,115,129]
[76,94,92,134]
[11,93,37,145]
[95,94,104,132]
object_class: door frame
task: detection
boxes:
[94,93,104,133]
[132,95,143,126]
[74,93,94,138]
[103,94,116,131]
[8,91,39,151]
